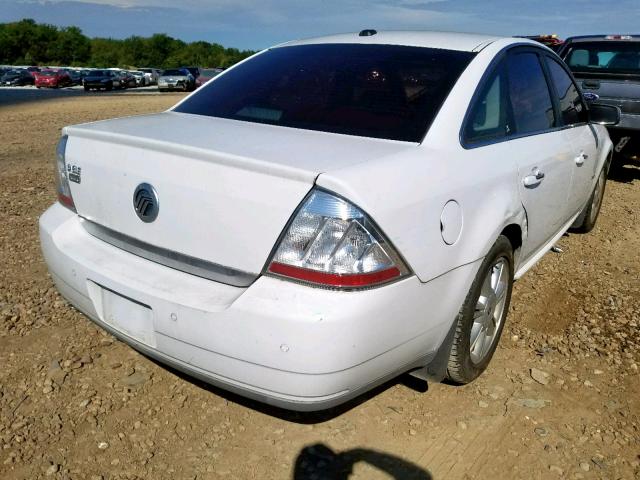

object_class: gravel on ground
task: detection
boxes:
[1,94,638,480]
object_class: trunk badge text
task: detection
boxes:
[67,164,81,184]
[133,183,159,223]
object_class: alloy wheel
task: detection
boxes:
[470,257,509,364]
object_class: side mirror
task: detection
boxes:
[588,103,620,126]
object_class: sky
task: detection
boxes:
[1,0,639,50]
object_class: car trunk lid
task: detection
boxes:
[63,112,415,281]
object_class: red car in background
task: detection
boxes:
[196,67,224,88]
[34,69,72,88]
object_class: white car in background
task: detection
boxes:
[40,31,619,411]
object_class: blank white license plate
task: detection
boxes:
[92,283,156,347]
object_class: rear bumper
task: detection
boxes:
[39,203,478,410]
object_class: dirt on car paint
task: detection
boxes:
[0,94,639,480]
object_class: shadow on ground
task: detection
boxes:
[292,444,432,479]
[609,155,640,183]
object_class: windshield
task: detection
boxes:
[89,70,108,76]
[174,44,474,142]
[565,41,640,75]
[163,69,185,76]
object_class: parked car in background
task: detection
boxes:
[196,68,224,87]
[158,68,195,91]
[1,68,35,86]
[130,71,146,87]
[82,70,122,91]
[34,69,71,88]
[64,69,83,86]
[181,66,200,80]
[40,31,619,411]
[117,70,136,88]
[26,66,41,77]
[138,68,161,85]
[559,34,640,157]
[519,34,564,51]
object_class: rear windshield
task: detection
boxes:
[565,41,640,75]
[163,69,185,76]
[174,44,475,142]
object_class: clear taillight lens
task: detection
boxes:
[54,135,76,212]
[267,189,410,288]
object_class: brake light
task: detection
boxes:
[605,35,633,40]
[267,189,410,289]
[54,135,76,212]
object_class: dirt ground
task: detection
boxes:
[0,93,639,480]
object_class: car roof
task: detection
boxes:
[277,30,505,52]
[564,34,640,43]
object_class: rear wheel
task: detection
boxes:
[570,166,607,233]
[447,236,513,384]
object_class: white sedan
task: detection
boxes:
[39,31,619,411]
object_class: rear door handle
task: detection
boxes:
[523,168,545,188]
[575,152,588,166]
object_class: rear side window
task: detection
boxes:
[507,52,556,134]
[463,62,509,143]
[174,44,475,142]
[545,57,588,126]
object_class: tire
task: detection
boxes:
[84,86,89,92]
[447,235,514,384]
[106,83,113,91]
[570,165,607,233]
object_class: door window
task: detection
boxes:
[545,57,588,126]
[507,52,556,134]
[463,62,510,144]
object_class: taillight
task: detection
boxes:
[267,189,410,289]
[54,135,76,212]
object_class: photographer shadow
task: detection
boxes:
[293,443,432,480]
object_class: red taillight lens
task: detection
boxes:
[269,262,401,288]
[266,189,409,289]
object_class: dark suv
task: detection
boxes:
[559,35,640,157]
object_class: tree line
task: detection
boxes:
[0,19,256,68]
